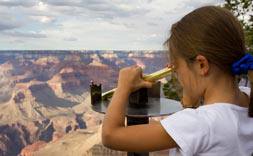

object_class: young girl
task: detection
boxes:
[102,6,253,156]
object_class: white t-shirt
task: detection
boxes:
[160,86,253,156]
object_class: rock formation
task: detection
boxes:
[0,50,168,156]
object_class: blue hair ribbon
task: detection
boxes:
[232,53,253,75]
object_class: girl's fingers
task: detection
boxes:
[132,65,143,76]
[167,64,174,68]
[131,64,139,68]
[136,66,142,72]
[141,80,154,88]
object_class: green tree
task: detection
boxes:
[162,72,182,101]
[223,0,253,52]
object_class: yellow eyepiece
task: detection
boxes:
[102,66,174,100]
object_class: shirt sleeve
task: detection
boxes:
[160,108,210,156]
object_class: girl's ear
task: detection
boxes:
[195,55,209,76]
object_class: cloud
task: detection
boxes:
[41,0,81,7]
[0,0,224,50]
[0,10,22,31]
[0,0,36,7]
[3,31,47,38]
[63,37,78,41]
[29,15,55,23]
[41,0,150,19]
[0,22,20,31]
[10,39,25,44]
[180,0,224,10]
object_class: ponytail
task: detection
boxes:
[248,72,253,117]
[231,54,253,118]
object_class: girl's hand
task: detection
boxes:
[117,65,155,93]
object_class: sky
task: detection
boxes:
[0,0,224,50]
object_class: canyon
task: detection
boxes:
[0,50,168,156]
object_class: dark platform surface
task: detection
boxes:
[91,97,183,117]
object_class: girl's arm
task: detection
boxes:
[102,65,177,152]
